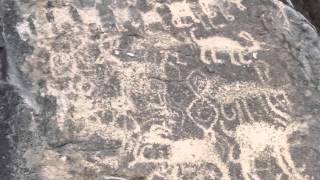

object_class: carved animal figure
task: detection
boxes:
[166,0,246,29]
[198,0,246,22]
[167,0,201,28]
[190,29,262,66]
[134,106,297,180]
[129,125,230,179]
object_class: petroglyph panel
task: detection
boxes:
[6,0,319,179]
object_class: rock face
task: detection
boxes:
[1,0,320,179]
[291,0,320,31]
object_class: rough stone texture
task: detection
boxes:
[1,0,320,179]
[291,0,320,31]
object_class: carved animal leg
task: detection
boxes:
[254,61,271,83]
[201,17,217,30]
[230,52,242,66]
[211,51,223,64]
[218,6,235,21]
[276,148,306,180]
[189,2,213,30]
[200,48,212,64]
[235,99,245,124]
[241,99,255,122]
[195,8,218,29]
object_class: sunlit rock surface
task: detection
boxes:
[1,0,320,179]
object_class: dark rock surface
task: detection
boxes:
[0,0,320,179]
[291,0,320,31]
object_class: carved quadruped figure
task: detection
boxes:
[165,0,201,28]
[158,0,246,29]
[235,121,309,180]
[198,0,246,23]
[189,28,263,66]
[208,80,294,136]
[163,0,246,29]
[214,90,303,180]
[199,0,230,21]
[129,122,231,179]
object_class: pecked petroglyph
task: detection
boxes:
[129,125,231,180]
[165,0,246,29]
[254,60,272,83]
[189,29,264,66]
[198,0,246,22]
[236,122,308,180]
[213,82,293,126]
[211,81,290,104]
[166,0,201,28]
[131,32,183,50]
[8,0,319,179]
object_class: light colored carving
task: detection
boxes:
[163,0,246,29]
[220,102,238,121]
[211,82,284,104]
[129,125,231,179]
[254,60,271,83]
[167,1,201,28]
[264,92,292,125]
[236,122,308,180]
[190,29,262,66]
[198,0,246,22]
[186,70,208,98]
[186,98,219,129]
